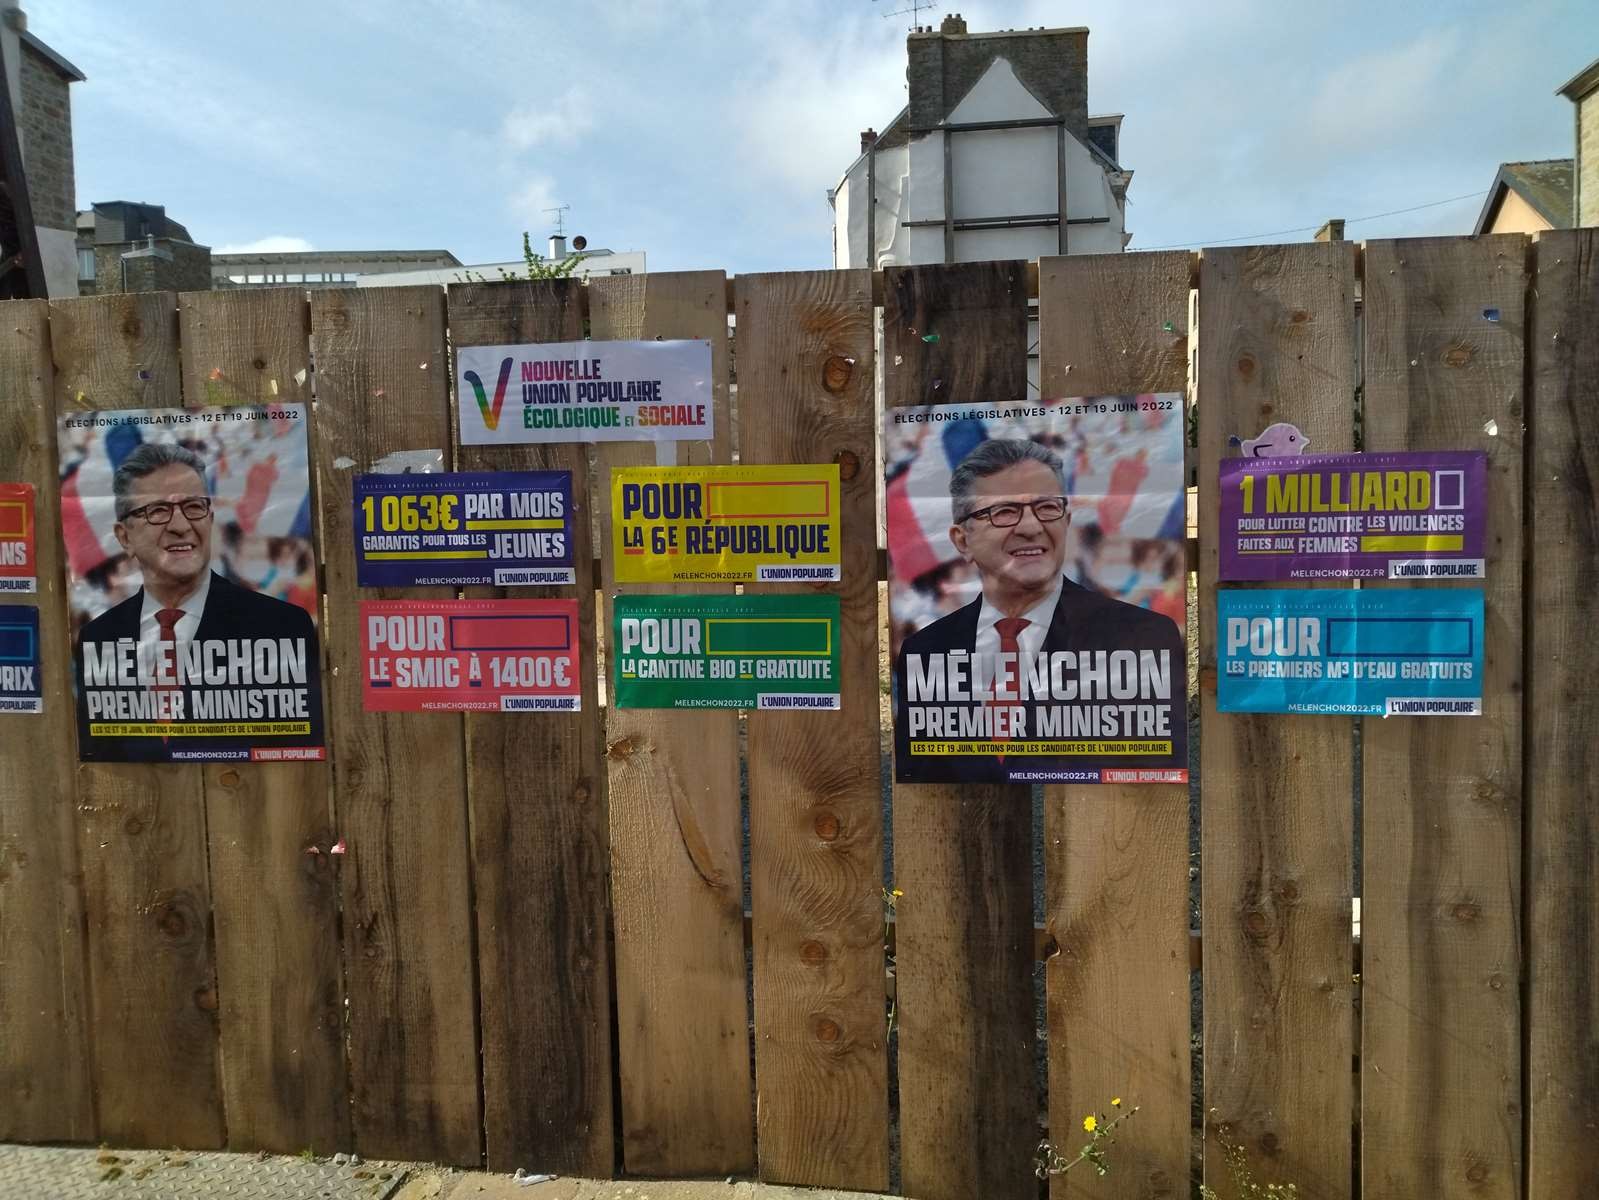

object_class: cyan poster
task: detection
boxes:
[1218,588,1483,716]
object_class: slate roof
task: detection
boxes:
[20,30,85,82]
[1474,160,1574,234]
[1557,55,1599,100]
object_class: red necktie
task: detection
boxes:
[155,607,184,738]
[992,617,1030,755]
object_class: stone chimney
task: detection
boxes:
[907,18,1087,141]
[860,128,878,154]
[1314,219,1346,243]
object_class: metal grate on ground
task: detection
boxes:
[0,1145,407,1200]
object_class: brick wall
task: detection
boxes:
[94,240,214,294]
[906,26,1088,141]
[17,44,74,232]
[1580,92,1599,227]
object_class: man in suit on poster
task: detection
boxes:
[73,442,323,762]
[892,438,1184,783]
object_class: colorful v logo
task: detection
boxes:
[464,357,514,431]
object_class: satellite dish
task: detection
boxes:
[571,235,588,251]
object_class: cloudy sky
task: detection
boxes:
[40,0,1597,272]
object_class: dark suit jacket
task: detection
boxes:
[892,575,1186,783]
[74,572,324,762]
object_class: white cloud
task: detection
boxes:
[214,236,316,254]
[731,12,906,195]
[507,176,562,231]
[501,89,594,150]
[43,0,1593,274]
[1299,29,1460,157]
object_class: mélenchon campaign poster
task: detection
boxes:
[1219,450,1487,581]
[57,405,324,763]
[613,594,841,710]
[1219,589,1484,716]
[0,482,37,593]
[611,465,842,584]
[0,606,42,714]
[457,339,713,445]
[354,470,575,587]
[362,599,581,712]
[885,397,1188,785]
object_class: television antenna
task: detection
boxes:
[543,204,571,237]
[874,0,932,28]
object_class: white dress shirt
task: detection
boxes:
[973,578,1062,700]
[136,570,212,683]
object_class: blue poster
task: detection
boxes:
[1219,588,1483,716]
[0,606,42,714]
[354,471,575,588]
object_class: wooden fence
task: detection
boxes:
[0,231,1594,1200]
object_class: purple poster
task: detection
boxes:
[1219,451,1486,581]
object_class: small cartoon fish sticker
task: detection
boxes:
[1241,422,1309,457]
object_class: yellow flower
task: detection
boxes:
[1083,1115,1097,1133]
[1111,1097,1122,1108]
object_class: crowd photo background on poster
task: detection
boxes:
[58,404,324,762]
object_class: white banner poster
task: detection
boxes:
[456,339,714,445]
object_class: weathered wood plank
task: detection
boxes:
[446,280,611,1175]
[312,286,480,1164]
[589,271,750,1177]
[0,299,94,1142]
[886,260,1037,1200]
[1360,235,1526,1200]
[1525,228,1599,1199]
[175,287,348,1154]
[1196,242,1357,1200]
[1037,250,1192,1200]
[48,291,224,1147]
[737,269,887,1190]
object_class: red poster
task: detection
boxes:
[361,598,581,712]
[0,482,36,593]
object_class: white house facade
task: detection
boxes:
[831,16,1132,273]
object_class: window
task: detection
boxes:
[78,248,95,280]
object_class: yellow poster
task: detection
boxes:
[612,464,842,583]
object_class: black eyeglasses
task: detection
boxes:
[122,497,213,525]
[962,497,1068,527]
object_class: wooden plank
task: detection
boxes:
[1525,228,1599,1197]
[446,280,611,1175]
[736,269,887,1190]
[1196,242,1357,1200]
[885,260,1037,1200]
[311,286,480,1164]
[174,287,348,1154]
[1036,250,1191,1200]
[589,271,750,1176]
[48,291,225,1147]
[1359,236,1525,1199]
[0,299,94,1142]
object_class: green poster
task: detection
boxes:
[613,594,841,710]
